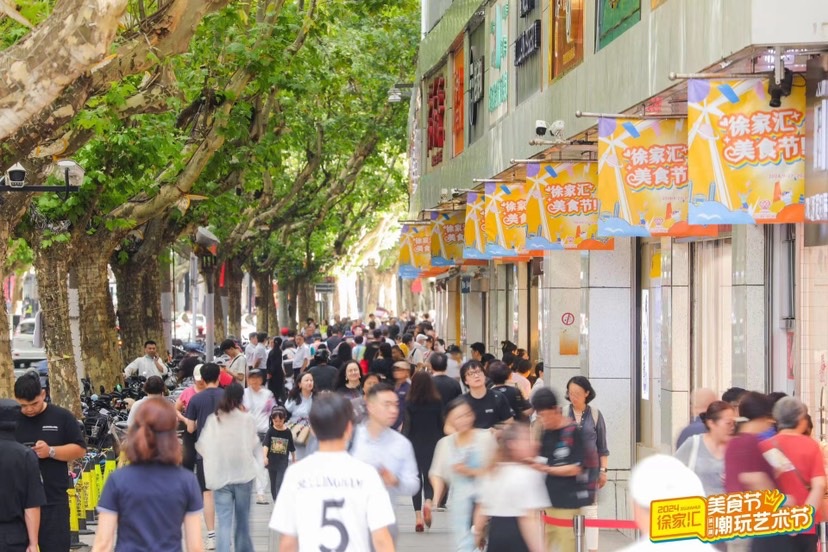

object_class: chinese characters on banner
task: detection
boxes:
[550,0,583,79]
[687,79,806,225]
[426,69,447,169]
[596,117,716,237]
[524,162,614,250]
[463,192,492,260]
[398,224,432,279]
[650,489,813,544]
[431,211,465,266]
[452,45,464,157]
[484,182,528,256]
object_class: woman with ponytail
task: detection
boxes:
[92,398,204,552]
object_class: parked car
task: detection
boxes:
[12,317,46,368]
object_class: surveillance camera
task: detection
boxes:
[535,120,548,137]
[768,68,793,108]
[6,163,26,188]
[549,120,565,138]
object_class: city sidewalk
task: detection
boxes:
[80,493,635,551]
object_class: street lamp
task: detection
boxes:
[0,159,84,200]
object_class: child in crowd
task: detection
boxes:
[263,406,296,501]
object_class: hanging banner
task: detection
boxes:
[525,162,614,250]
[463,192,492,260]
[596,117,715,237]
[431,211,465,266]
[398,224,431,279]
[485,182,528,256]
[687,78,806,225]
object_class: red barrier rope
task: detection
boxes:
[542,514,638,531]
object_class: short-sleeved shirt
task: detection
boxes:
[432,374,462,408]
[465,390,513,429]
[265,427,295,466]
[270,451,395,551]
[184,387,224,442]
[724,433,776,494]
[539,423,590,508]
[15,404,86,504]
[97,464,203,552]
[0,436,46,524]
[759,433,826,523]
[675,434,725,497]
[478,463,551,517]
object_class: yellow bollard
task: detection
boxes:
[93,464,104,503]
[75,476,92,534]
[68,488,82,548]
[84,467,97,524]
[104,459,116,484]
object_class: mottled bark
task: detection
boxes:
[212,268,226,343]
[112,258,163,363]
[73,243,121,389]
[0,0,127,141]
[33,242,82,417]
[362,264,379,319]
[0,194,30,396]
[253,271,272,334]
[287,280,298,331]
[297,278,315,329]
[226,258,243,339]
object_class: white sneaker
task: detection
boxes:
[256,494,269,504]
[206,535,216,550]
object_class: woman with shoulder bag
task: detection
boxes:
[284,372,316,460]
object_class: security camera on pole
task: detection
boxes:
[0,159,85,199]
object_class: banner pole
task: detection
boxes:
[574,514,586,552]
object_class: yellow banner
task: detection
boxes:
[597,117,714,237]
[525,162,614,250]
[484,182,528,256]
[464,191,492,260]
[687,78,806,224]
[431,211,465,266]
[398,223,431,279]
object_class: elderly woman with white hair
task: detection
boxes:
[758,396,825,551]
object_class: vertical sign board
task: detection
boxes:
[488,0,509,124]
[515,0,541,104]
[452,44,465,158]
[551,0,584,79]
[641,289,650,400]
[596,0,641,51]
[805,58,828,245]
[425,66,448,170]
[467,21,486,144]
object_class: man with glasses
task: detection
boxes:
[14,373,86,552]
[459,360,513,429]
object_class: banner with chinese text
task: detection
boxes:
[525,162,614,250]
[431,211,465,266]
[463,192,492,260]
[484,182,528,256]
[597,117,715,237]
[398,224,431,279]
[687,79,806,225]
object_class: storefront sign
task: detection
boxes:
[469,46,484,128]
[550,0,583,79]
[687,78,806,225]
[596,117,717,238]
[463,192,492,260]
[488,0,509,120]
[524,162,614,250]
[515,19,541,67]
[484,182,528,256]
[398,224,432,279]
[519,0,535,17]
[596,0,640,51]
[431,211,465,266]
[426,71,447,168]
[452,46,465,157]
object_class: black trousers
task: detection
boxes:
[0,519,28,552]
[39,502,70,552]
[750,533,816,552]
[268,462,289,501]
[412,453,434,511]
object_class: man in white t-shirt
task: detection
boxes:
[245,332,260,367]
[243,369,276,505]
[292,335,311,378]
[270,393,395,552]
[254,332,268,370]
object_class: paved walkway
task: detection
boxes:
[80,493,634,551]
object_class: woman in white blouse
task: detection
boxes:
[472,422,550,552]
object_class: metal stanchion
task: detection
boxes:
[820,521,827,551]
[574,514,586,552]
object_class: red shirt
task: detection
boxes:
[759,433,825,524]
[219,370,234,387]
[724,433,776,494]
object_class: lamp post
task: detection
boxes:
[194,227,220,361]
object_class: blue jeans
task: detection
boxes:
[214,480,254,552]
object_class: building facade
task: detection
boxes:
[408,0,828,522]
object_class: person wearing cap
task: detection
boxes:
[620,454,716,551]
[14,373,86,552]
[0,398,46,552]
[243,369,276,505]
[126,375,166,427]
[262,406,295,501]
[220,339,247,384]
[214,355,235,387]
[407,334,429,366]
[530,387,589,552]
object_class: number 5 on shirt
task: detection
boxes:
[320,499,349,552]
